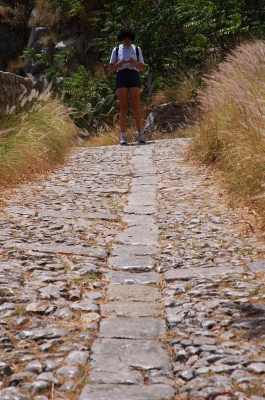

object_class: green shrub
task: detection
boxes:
[47,0,84,16]
[74,91,118,132]
[58,66,115,111]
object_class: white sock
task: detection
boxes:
[121,132,126,136]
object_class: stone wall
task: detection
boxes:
[0,71,33,116]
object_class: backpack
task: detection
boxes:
[116,45,139,62]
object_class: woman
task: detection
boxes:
[109,26,145,145]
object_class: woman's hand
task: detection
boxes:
[109,58,145,72]
[119,59,128,66]
[129,58,145,71]
[129,57,136,65]
[109,59,128,72]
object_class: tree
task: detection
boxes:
[93,0,265,71]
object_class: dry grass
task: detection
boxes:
[28,0,59,28]
[82,120,182,148]
[42,31,59,47]
[6,57,25,74]
[13,3,26,27]
[189,40,265,216]
[0,3,27,27]
[146,70,201,113]
[0,5,14,26]
[84,131,119,147]
[0,83,78,187]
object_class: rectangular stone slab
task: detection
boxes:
[106,284,161,302]
[130,185,157,194]
[127,194,156,206]
[164,265,244,281]
[108,254,155,272]
[92,188,128,193]
[130,177,159,185]
[79,384,175,400]
[133,166,156,173]
[111,244,158,256]
[124,206,157,215]
[116,226,158,245]
[123,214,156,225]
[104,271,159,285]
[101,301,163,317]
[89,338,172,380]
[99,317,166,339]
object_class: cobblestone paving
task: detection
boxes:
[0,138,265,399]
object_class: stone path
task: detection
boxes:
[0,139,265,400]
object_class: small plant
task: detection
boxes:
[45,66,60,81]
[85,272,101,281]
[47,0,84,16]
[56,66,91,109]
[20,47,35,61]
[250,288,261,296]
[239,247,254,256]
[21,48,49,69]
[59,66,115,107]
[35,51,49,67]
[74,92,118,132]
[54,46,76,65]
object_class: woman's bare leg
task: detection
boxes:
[117,88,129,132]
[129,87,142,132]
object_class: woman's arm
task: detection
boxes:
[129,58,145,71]
[109,59,126,73]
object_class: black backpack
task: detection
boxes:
[116,46,139,62]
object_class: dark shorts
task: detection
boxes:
[115,69,141,90]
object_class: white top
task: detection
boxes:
[109,44,144,71]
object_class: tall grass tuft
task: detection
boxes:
[0,85,77,186]
[28,0,59,27]
[147,70,201,112]
[190,40,265,210]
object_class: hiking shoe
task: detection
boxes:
[120,133,127,145]
[137,132,146,144]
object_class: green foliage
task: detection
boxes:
[35,51,49,66]
[91,0,265,74]
[74,92,118,132]
[54,46,76,65]
[45,66,61,81]
[57,66,115,111]
[46,0,84,16]
[58,66,90,109]
[21,48,49,66]
[21,48,35,60]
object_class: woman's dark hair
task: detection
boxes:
[117,26,135,42]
